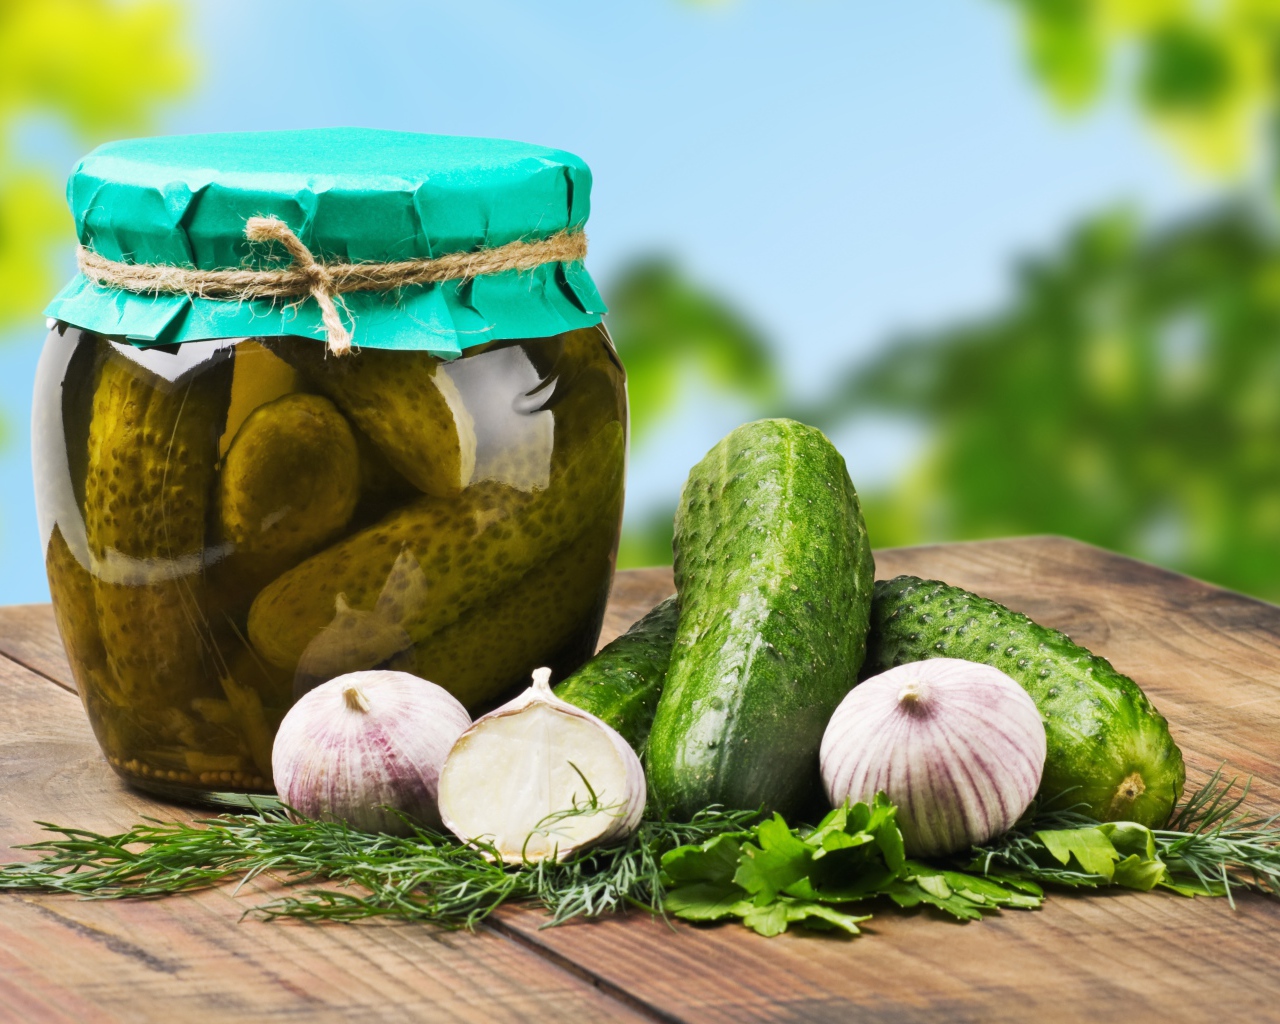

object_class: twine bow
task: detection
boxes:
[243,217,352,353]
[76,218,589,356]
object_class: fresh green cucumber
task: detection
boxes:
[864,575,1185,827]
[646,419,876,819]
[554,594,679,751]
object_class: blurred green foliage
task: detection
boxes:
[607,258,778,445]
[608,258,780,569]
[0,0,191,330]
[614,205,1280,601]
[1003,0,1280,172]
[805,204,1280,598]
[0,0,1270,602]
[614,0,1280,601]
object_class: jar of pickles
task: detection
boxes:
[32,129,626,806]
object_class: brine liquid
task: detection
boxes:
[33,325,627,805]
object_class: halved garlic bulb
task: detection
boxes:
[438,668,645,864]
[821,658,1046,857]
[272,669,470,835]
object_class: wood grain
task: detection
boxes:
[495,537,1280,1024]
[3,536,1279,1023]
[0,655,651,1023]
[0,603,74,695]
[597,566,674,649]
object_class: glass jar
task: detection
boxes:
[33,129,624,805]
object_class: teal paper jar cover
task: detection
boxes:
[44,127,606,356]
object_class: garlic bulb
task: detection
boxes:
[438,668,645,864]
[821,658,1046,857]
[272,670,470,835]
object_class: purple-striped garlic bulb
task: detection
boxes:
[272,670,470,835]
[438,668,646,864]
[820,658,1046,857]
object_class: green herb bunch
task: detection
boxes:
[0,770,1275,938]
[972,768,1280,904]
[661,794,1042,936]
[0,804,756,930]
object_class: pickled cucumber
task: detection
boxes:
[191,636,291,784]
[45,522,116,706]
[248,419,625,673]
[218,340,297,457]
[218,393,360,587]
[411,494,622,709]
[293,595,415,694]
[267,340,477,497]
[216,661,279,784]
[84,346,233,708]
[47,524,168,763]
[216,634,294,709]
[454,328,624,494]
[50,559,176,763]
[354,428,417,504]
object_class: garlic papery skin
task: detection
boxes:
[272,670,470,835]
[820,658,1046,857]
[438,668,646,864]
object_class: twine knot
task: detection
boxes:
[76,218,589,356]
[244,217,352,354]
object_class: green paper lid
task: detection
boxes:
[44,127,606,355]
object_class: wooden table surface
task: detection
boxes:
[2,536,1279,1023]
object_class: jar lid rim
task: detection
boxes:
[45,129,605,354]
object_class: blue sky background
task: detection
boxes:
[0,0,1216,603]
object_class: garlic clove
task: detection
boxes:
[438,668,646,863]
[293,596,414,698]
[272,669,470,835]
[821,658,1046,857]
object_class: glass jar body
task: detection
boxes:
[33,324,627,806]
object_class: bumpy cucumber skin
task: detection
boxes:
[555,594,679,752]
[84,347,232,708]
[268,341,476,498]
[48,520,160,761]
[415,512,621,710]
[864,575,1186,827]
[353,428,417,504]
[219,393,360,580]
[247,421,625,673]
[646,419,876,819]
[45,522,123,728]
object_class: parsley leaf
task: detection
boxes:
[660,833,744,885]
[660,794,1043,937]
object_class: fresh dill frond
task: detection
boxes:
[0,805,758,929]
[1154,766,1280,904]
[972,766,1280,903]
[3,767,1276,931]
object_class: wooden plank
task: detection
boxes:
[488,537,1280,1024]
[6,542,1280,1022]
[599,566,674,649]
[0,655,651,1023]
[496,889,1280,1024]
[0,603,74,694]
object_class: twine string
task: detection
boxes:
[243,216,351,354]
[76,217,588,356]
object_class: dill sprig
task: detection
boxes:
[4,767,1276,930]
[0,805,758,929]
[1158,768,1280,903]
[973,766,1280,903]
